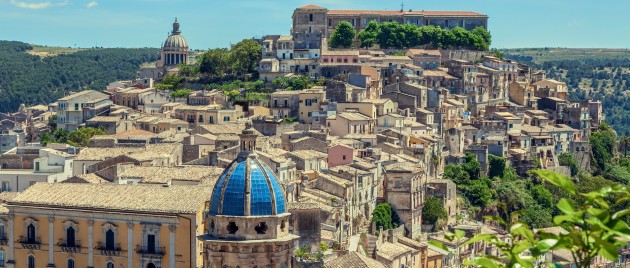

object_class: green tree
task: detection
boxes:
[418,26,441,47]
[470,26,491,51]
[488,154,506,179]
[372,203,398,230]
[271,77,289,89]
[40,128,69,146]
[530,185,554,208]
[422,197,448,225]
[229,39,262,78]
[558,151,579,176]
[377,22,403,48]
[590,123,617,171]
[157,74,184,91]
[464,178,492,207]
[463,153,481,181]
[67,127,107,147]
[287,75,313,90]
[199,48,230,76]
[443,164,470,185]
[358,20,379,49]
[170,88,192,98]
[329,21,356,48]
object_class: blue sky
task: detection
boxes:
[1,0,627,49]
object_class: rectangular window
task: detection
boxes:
[1,182,8,192]
[147,234,156,253]
[309,14,313,22]
[209,116,214,124]
[74,103,79,111]
[198,115,203,123]
[223,116,230,122]
[328,19,332,27]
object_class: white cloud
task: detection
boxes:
[86,1,97,8]
[8,0,68,9]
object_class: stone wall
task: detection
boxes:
[289,208,322,251]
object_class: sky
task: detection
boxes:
[0,0,628,49]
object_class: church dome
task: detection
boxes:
[208,124,286,217]
[209,155,287,216]
[162,18,188,50]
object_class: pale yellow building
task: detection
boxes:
[298,87,325,124]
[4,183,211,268]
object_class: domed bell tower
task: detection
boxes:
[238,121,257,158]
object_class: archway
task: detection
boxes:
[146,263,156,268]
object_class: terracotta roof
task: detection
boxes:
[299,4,326,9]
[325,252,386,268]
[9,183,212,214]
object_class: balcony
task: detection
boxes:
[96,242,122,256]
[58,239,81,253]
[18,236,40,250]
[135,245,165,256]
[0,233,7,246]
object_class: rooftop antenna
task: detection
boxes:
[400,2,404,12]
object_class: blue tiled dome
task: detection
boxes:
[209,155,286,216]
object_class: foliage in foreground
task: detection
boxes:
[432,170,630,268]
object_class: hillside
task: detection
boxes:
[503,48,630,135]
[0,41,159,113]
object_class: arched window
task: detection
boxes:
[67,259,75,268]
[107,262,115,268]
[27,224,36,243]
[28,255,35,268]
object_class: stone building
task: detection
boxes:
[292,5,488,41]
[56,90,112,131]
[202,123,298,267]
[4,183,211,268]
[383,162,424,239]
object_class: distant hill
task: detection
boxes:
[503,48,630,135]
[0,41,159,113]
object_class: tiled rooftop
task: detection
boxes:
[9,183,212,214]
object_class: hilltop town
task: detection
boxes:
[0,4,626,268]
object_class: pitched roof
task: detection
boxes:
[407,49,441,56]
[119,166,224,184]
[325,252,386,268]
[377,242,415,260]
[299,4,326,9]
[74,143,179,161]
[64,174,109,184]
[9,183,212,214]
